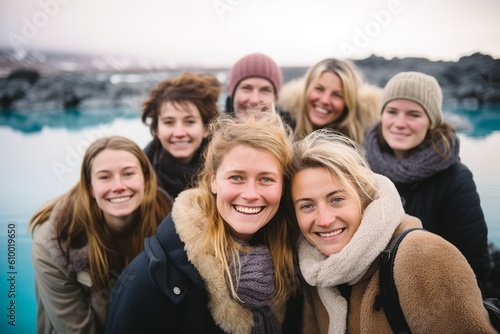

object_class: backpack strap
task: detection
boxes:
[379,228,424,334]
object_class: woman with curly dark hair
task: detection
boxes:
[141,72,221,199]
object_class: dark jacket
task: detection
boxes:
[144,138,207,199]
[106,188,302,334]
[395,162,491,293]
[364,126,492,295]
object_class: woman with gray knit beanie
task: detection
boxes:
[364,71,492,296]
[106,112,302,334]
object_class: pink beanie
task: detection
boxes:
[227,53,282,98]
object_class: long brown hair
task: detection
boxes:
[30,136,172,289]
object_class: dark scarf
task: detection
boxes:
[144,139,207,198]
[231,244,281,334]
[365,124,460,183]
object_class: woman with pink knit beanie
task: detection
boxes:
[224,53,294,127]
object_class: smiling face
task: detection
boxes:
[210,145,283,242]
[292,167,361,256]
[381,99,431,159]
[90,149,145,234]
[306,71,346,129]
[232,77,275,120]
[157,101,208,164]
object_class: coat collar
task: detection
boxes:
[172,189,254,333]
[39,205,92,276]
[172,189,288,334]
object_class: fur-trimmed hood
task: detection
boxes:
[277,76,382,137]
[277,77,382,118]
[144,188,288,334]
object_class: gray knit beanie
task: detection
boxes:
[381,71,443,128]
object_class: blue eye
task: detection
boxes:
[297,203,314,212]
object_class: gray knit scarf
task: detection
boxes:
[231,244,281,334]
[364,124,460,183]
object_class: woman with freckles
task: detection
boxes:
[287,130,496,333]
[364,71,491,296]
[30,136,173,334]
[106,113,302,334]
[141,72,221,199]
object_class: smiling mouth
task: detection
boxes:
[315,106,331,115]
[317,228,344,238]
[108,196,131,203]
[170,141,191,146]
[234,205,264,214]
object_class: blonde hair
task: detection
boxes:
[195,112,298,301]
[294,58,380,144]
[30,136,173,289]
[290,129,379,214]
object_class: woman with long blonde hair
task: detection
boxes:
[278,58,381,144]
[106,113,302,334]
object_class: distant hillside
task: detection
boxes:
[1,49,499,111]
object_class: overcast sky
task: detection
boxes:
[1,0,499,68]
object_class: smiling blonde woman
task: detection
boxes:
[106,113,302,334]
[288,129,496,333]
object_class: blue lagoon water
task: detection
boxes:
[0,104,499,334]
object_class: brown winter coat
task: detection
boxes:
[301,215,496,334]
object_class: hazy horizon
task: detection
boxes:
[1,0,499,68]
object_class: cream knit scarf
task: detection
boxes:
[298,174,404,334]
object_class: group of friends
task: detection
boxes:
[29,53,497,333]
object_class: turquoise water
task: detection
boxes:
[0,104,499,334]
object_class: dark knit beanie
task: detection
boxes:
[227,53,282,98]
[381,71,443,129]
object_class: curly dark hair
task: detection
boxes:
[141,72,221,137]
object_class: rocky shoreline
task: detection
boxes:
[1,51,499,112]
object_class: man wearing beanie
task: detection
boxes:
[224,53,294,127]
[364,71,492,297]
